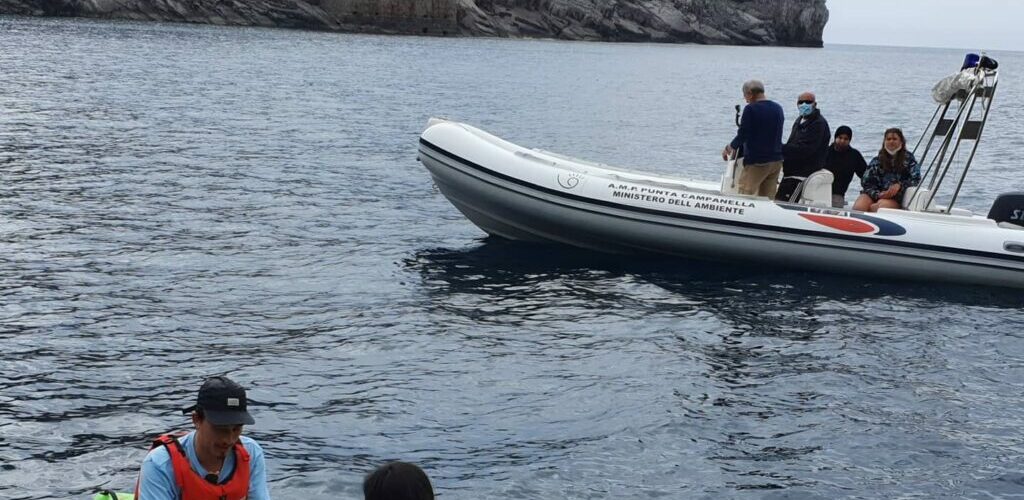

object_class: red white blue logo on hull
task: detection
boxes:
[783,206,907,236]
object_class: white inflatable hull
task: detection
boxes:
[418,119,1024,289]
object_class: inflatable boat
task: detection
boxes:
[417,60,1024,289]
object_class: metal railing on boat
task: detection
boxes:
[911,60,999,214]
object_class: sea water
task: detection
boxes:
[1,15,1023,499]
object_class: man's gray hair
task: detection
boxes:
[742,80,765,96]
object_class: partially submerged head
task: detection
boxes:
[183,376,255,461]
[741,79,765,103]
[364,461,435,500]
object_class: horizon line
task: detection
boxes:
[824,40,1021,54]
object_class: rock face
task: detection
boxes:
[0,0,343,30]
[458,0,828,46]
[0,0,828,47]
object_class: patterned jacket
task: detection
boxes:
[861,151,921,201]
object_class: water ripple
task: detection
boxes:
[2,15,1024,500]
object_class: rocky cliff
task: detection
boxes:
[0,0,343,30]
[459,0,828,46]
[0,0,828,47]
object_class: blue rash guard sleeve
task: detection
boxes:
[245,439,271,500]
[138,446,178,500]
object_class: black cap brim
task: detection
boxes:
[182,405,255,425]
[204,408,255,426]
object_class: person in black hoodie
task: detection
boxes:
[776,91,831,202]
[824,125,868,208]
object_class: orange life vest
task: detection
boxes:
[135,433,250,500]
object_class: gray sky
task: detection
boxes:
[824,0,1021,51]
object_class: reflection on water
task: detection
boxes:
[2,15,1024,500]
[407,239,1024,495]
[410,238,1021,311]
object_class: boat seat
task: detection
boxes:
[903,186,935,212]
[780,170,833,207]
[796,170,834,207]
[901,187,974,215]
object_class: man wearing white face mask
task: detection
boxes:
[776,91,831,201]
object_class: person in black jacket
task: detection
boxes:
[776,91,831,201]
[824,125,868,208]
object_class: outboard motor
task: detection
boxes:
[987,192,1024,228]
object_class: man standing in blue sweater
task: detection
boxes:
[722,80,785,198]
